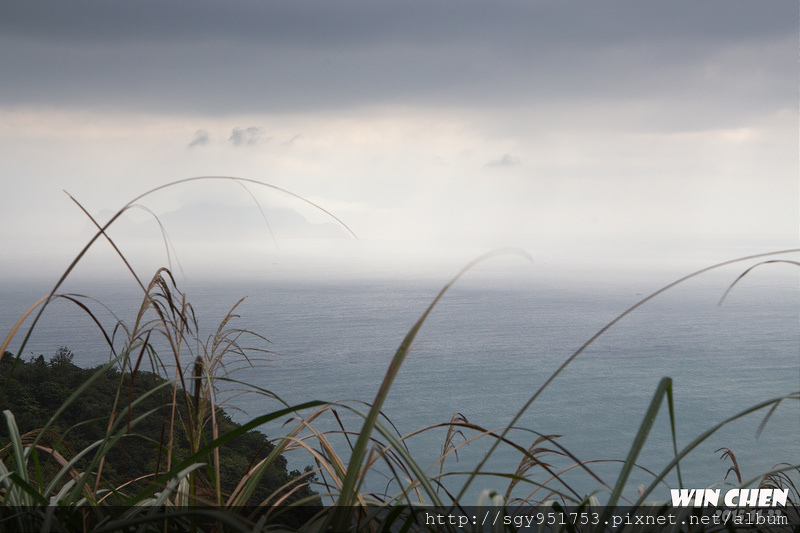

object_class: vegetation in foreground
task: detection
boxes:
[0,177,798,532]
[0,348,319,510]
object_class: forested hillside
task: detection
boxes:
[0,347,320,512]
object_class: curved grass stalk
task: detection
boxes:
[439,413,469,481]
[150,463,205,508]
[288,420,352,499]
[65,405,167,505]
[1,411,49,507]
[0,295,50,362]
[4,177,357,417]
[511,458,666,507]
[207,376,289,409]
[327,249,531,531]
[454,247,800,503]
[35,179,351,512]
[324,403,577,509]
[41,440,104,500]
[396,417,602,504]
[97,472,159,504]
[331,402,448,510]
[292,407,421,504]
[746,464,800,493]
[718,259,800,305]
[2,173,796,531]
[93,507,251,533]
[225,403,332,507]
[631,391,799,509]
[599,377,675,525]
[246,446,323,508]
[127,400,325,506]
[127,203,186,276]
[22,358,182,504]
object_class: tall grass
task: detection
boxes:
[1,177,798,532]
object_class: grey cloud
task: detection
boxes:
[229,127,265,147]
[188,129,209,148]
[1,1,789,49]
[0,2,794,120]
[488,154,521,168]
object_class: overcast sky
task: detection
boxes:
[1,1,797,282]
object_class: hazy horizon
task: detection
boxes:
[1,2,797,285]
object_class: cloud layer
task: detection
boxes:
[0,2,796,279]
[2,2,793,119]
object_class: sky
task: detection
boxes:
[1,1,797,284]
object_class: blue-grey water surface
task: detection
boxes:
[1,267,797,505]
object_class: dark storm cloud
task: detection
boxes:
[1,1,788,49]
[0,1,795,118]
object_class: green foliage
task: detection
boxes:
[0,348,319,510]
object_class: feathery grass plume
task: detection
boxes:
[0,178,355,528]
[504,434,563,501]
[759,464,799,514]
[717,447,742,485]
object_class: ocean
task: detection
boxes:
[0,265,797,506]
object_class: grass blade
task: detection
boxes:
[600,377,672,525]
[455,247,800,502]
[328,249,530,531]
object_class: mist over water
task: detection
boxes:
[0,263,797,504]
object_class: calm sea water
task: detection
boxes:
[1,267,797,505]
